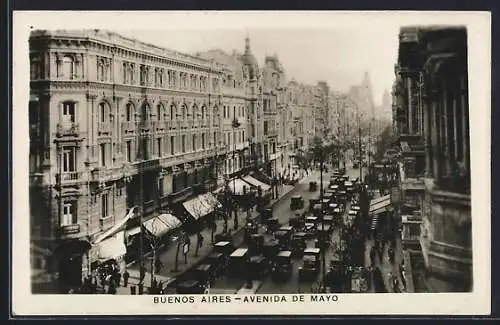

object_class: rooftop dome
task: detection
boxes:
[241,36,259,78]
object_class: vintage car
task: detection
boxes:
[228,248,250,278]
[324,259,344,292]
[305,216,319,225]
[248,255,270,279]
[348,209,359,218]
[326,202,338,213]
[290,232,307,256]
[298,248,321,280]
[262,239,281,261]
[315,225,332,250]
[204,252,226,277]
[261,208,273,222]
[309,198,321,212]
[214,232,233,244]
[272,250,293,280]
[309,181,318,192]
[265,217,280,233]
[328,184,340,192]
[322,215,334,226]
[244,220,259,240]
[176,279,208,294]
[323,192,334,203]
[312,203,323,216]
[213,241,235,257]
[290,195,305,211]
[304,222,316,239]
[351,205,361,212]
[248,234,265,256]
[344,181,354,193]
[275,226,294,248]
[289,213,305,230]
[191,263,216,286]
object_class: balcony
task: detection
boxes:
[57,171,83,185]
[122,121,136,134]
[56,122,79,137]
[90,166,124,183]
[59,224,81,238]
[98,122,112,136]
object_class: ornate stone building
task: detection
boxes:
[29,29,227,289]
[393,26,471,291]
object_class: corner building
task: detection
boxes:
[29,29,227,289]
[393,26,472,291]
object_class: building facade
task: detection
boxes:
[393,26,472,291]
[29,29,228,288]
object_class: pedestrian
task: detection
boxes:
[399,264,407,290]
[139,265,146,284]
[108,279,117,294]
[122,269,130,287]
[155,256,163,273]
[115,269,122,287]
[198,233,204,248]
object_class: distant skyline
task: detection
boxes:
[117,28,399,106]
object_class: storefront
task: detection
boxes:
[242,175,271,195]
[183,193,222,222]
[369,194,393,232]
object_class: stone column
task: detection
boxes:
[424,92,432,178]
[452,93,459,161]
[407,77,413,134]
[460,76,469,174]
[442,81,451,175]
[431,98,440,182]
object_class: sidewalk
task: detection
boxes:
[117,178,301,295]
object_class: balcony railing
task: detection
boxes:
[97,122,112,135]
[59,224,81,237]
[56,122,79,137]
[90,166,124,182]
[58,171,82,185]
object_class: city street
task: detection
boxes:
[207,166,364,294]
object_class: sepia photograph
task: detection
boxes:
[12,11,491,315]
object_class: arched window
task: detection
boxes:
[201,106,206,120]
[170,105,176,120]
[142,103,150,121]
[181,105,187,120]
[156,104,163,120]
[192,105,198,120]
[98,102,109,123]
[62,56,74,79]
[125,102,134,122]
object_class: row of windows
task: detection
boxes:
[59,129,249,172]
[223,105,246,119]
[58,101,214,125]
[30,54,222,94]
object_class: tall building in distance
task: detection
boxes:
[392,26,471,292]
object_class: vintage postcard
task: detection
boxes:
[12,10,491,316]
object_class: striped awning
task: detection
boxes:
[242,175,271,192]
[369,195,392,216]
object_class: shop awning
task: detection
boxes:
[157,213,182,229]
[227,178,253,195]
[183,193,222,220]
[369,195,392,216]
[243,175,271,192]
[143,216,174,238]
[92,207,137,245]
[97,231,127,262]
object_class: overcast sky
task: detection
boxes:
[117,28,399,106]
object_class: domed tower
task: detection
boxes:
[241,35,259,80]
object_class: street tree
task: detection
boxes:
[141,218,164,290]
[173,231,189,273]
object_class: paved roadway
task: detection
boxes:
[209,166,363,294]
